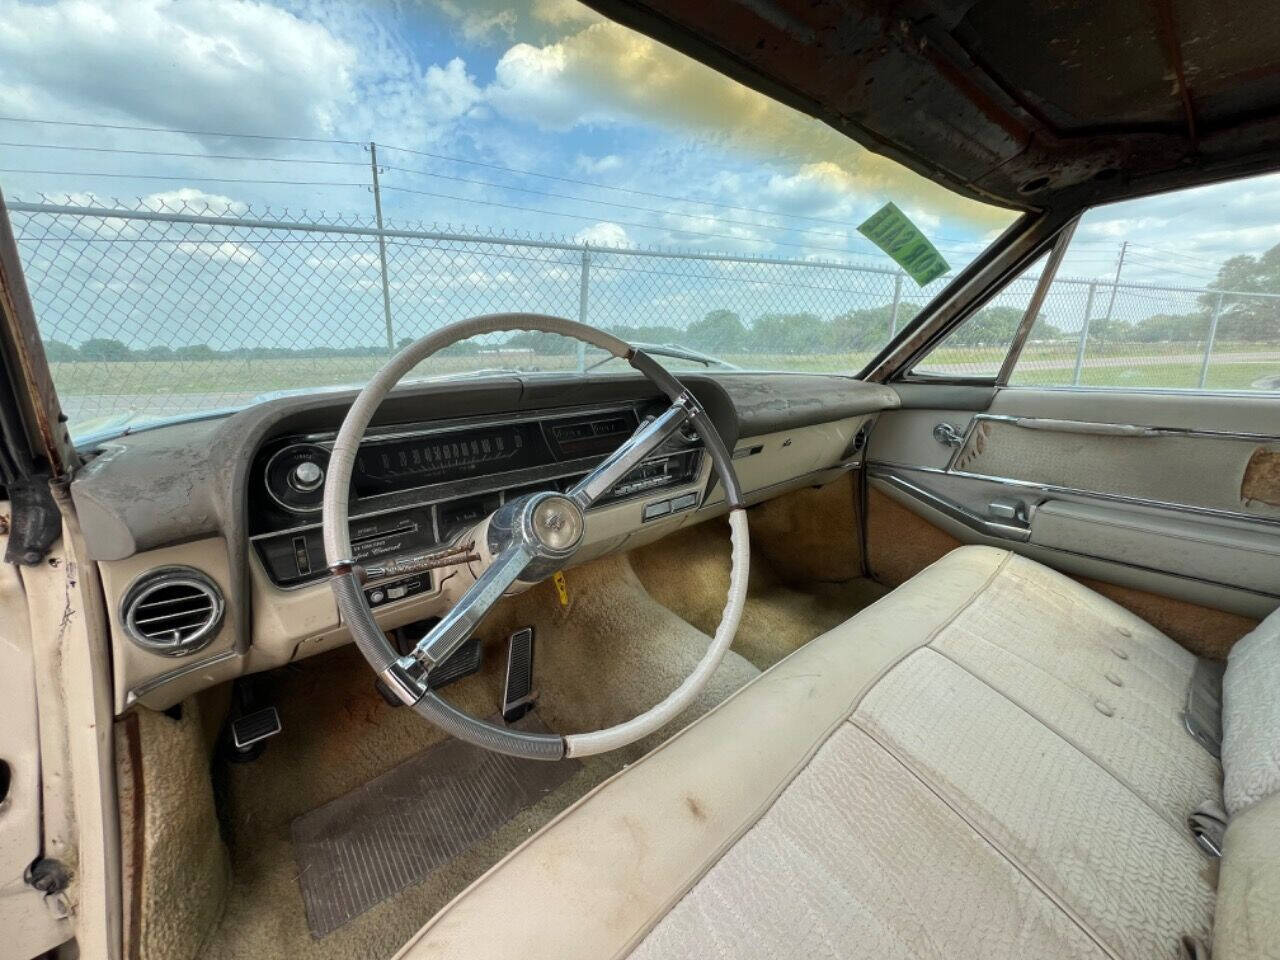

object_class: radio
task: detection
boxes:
[601,449,702,502]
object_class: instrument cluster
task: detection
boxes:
[250,402,704,591]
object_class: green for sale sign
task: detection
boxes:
[856,202,950,286]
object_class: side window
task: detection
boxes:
[1008,175,1280,393]
[908,254,1048,379]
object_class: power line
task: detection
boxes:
[0,140,366,168]
[4,165,969,259]
[3,139,987,253]
[384,143,999,244]
[0,115,362,146]
[0,115,996,243]
[379,182,875,256]
[382,161,993,252]
[0,167,367,190]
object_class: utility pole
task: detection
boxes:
[369,141,395,352]
[1072,281,1097,385]
[1100,240,1128,327]
[1198,291,1225,388]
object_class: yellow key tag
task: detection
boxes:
[552,570,569,607]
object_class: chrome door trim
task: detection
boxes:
[870,467,1031,541]
[868,466,1280,601]
[867,461,1280,529]
[967,412,1280,444]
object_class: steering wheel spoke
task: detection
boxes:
[412,543,534,671]
[568,394,694,509]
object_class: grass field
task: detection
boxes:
[48,339,1280,433]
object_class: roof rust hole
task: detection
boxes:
[1019,175,1051,194]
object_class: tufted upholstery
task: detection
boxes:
[1221,607,1280,816]
[397,547,1255,960]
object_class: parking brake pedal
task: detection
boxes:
[502,627,537,723]
[231,706,282,752]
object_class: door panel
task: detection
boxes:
[867,386,1280,621]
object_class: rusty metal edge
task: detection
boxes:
[0,188,78,479]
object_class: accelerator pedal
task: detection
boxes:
[502,626,538,723]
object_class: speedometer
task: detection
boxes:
[352,422,547,496]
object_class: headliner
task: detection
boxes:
[583,0,1280,212]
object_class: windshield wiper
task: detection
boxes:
[584,341,739,373]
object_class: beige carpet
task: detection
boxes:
[630,516,888,670]
[128,488,887,960]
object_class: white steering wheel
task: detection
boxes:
[322,314,748,760]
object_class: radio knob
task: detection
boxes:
[289,460,325,493]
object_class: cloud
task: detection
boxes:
[530,0,601,27]
[432,1,517,42]
[421,57,484,124]
[483,20,1012,228]
[575,154,623,175]
[0,0,357,141]
[574,221,629,246]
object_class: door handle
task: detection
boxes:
[933,422,965,447]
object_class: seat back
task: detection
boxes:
[1220,607,1280,816]
[1213,789,1280,959]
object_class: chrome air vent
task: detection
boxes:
[121,567,224,657]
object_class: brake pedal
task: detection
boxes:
[231,706,282,752]
[502,627,537,723]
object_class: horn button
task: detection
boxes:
[529,495,584,554]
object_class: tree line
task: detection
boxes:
[39,240,1280,362]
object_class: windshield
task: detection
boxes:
[3,0,1017,441]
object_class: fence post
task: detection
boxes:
[1072,281,1097,385]
[888,271,904,338]
[369,141,395,352]
[575,246,591,373]
[1198,292,1225,389]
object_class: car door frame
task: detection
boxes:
[0,189,122,960]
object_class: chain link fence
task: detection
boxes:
[8,195,1280,434]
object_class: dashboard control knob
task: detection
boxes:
[290,460,325,492]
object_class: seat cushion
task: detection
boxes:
[396,546,1221,960]
[1221,607,1280,816]
[1213,789,1280,960]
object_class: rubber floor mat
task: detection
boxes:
[292,717,579,938]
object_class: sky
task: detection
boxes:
[2,0,1279,356]
[0,0,1018,267]
[0,0,1277,285]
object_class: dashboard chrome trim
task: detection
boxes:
[124,648,240,708]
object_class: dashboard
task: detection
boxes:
[249,400,704,606]
[67,371,899,713]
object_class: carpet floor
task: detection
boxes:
[195,516,885,960]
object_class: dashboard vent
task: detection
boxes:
[122,567,224,657]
